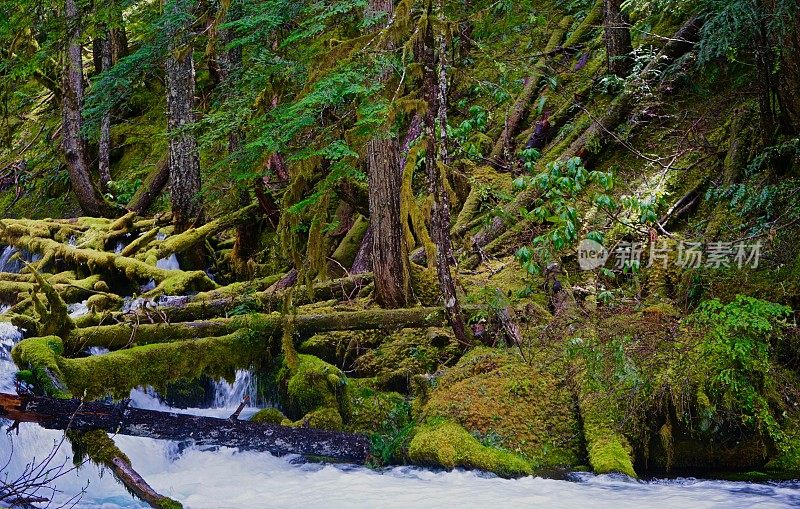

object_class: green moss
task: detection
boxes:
[250,407,288,424]
[419,347,581,468]
[280,354,350,426]
[410,264,440,306]
[355,327,459,391]
[290,406,343,430]
[87,292,124,313]
[408,420,533,477]
[347,379,407,434]
[70,429,131,467]
[60,329,264,400]
[11,336,71,398]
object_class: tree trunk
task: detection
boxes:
[0,393,371,464]
[166,0,202,236]
[126,156,170,214]
[216,6,261,268]
[603,0,633,77]
[367,137,410,307]
[421,3,471,346]
[364,0,411,308]
[98,32,113,192]
[62,0,115,218]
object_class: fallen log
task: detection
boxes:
[69,429,182,509]
[0,393,371,463]
[66,306,456,353]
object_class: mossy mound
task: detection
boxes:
[408,420,533,478]
[418,347,581,468]
[250,407,288,425]
[347,378,407,434]
[278,354,350,428]
[354,327,459,392]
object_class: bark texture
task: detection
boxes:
[166,0,202,234]
[364,0,411,308]
[0,393,370,463]
[98,32,113,192]
[422,5,470,346]
[62,0,115,217]
[603,0,633,76]
[367,136,410,307]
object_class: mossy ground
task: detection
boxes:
[417,347,581,469]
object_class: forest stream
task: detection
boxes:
[1,0,800,507]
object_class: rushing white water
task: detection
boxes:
[0,322,24,394]
[0,245,21,273]
[156,254,180,271]
[1,320,797,507]
[67,300,90,318]
[0,245,41,274]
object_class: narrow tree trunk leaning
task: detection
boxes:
[488,15,572,163]
[0,393,370,464]
[62,0,116,218]
[421,3,471,346]
[165,0,202,237]
[98,32,113,192]
[603,0,633,77]
[126,156,170,214]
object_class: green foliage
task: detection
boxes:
[513,156,616,274]
[369,398,415,466]
[688,295,792,438]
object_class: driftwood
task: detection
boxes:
[0,393,371,463]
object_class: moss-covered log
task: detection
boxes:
[0,222,217,294]
[64,306,459,354]
[69,430,182,509]
[137,203,259,264]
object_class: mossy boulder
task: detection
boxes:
[408,420,533,477]
[278,354,350,429]
[418,347,581,468]
[250,407,288,425]
[354,328,459,392]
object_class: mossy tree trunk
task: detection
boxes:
[62,0,116,218]
[422,2,470,346]
[603,0,633,77]
[165,0,203,251]
[365,0,411,308]
[96,29,113,192]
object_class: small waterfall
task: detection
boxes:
[213,369,257,408]
[0,304,9,315]
[154,232,181,271]
[67,300,90,318]
[0,245,20,273]
[0,322,25,392]
[67,235,77,246]
[115,241,125,254]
